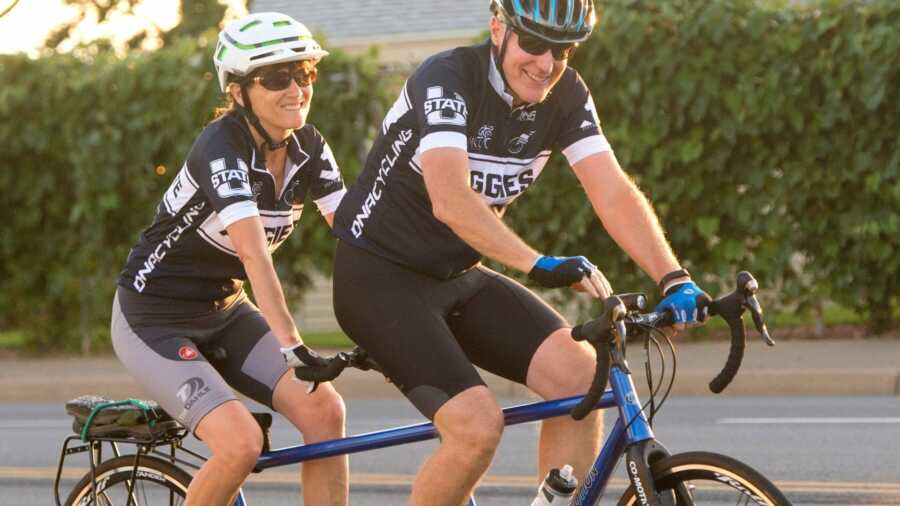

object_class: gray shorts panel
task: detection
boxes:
[111,292,236,431]
[111,289,292,430]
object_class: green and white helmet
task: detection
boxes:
[214,12,328,92]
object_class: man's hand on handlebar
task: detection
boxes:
[528,254,612,299]
[654,280,711,331]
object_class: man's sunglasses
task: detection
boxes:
[248,64,318,91]
[515,30,578,61]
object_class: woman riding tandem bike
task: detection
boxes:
[111,12,348,506]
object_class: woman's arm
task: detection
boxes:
[227,216,302,347]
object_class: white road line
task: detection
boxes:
[718,417,900,424]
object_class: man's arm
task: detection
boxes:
[421,147,609,298]
[571,151,690,290]
[421,148,539,273]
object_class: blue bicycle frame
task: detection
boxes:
[231,363,651,506]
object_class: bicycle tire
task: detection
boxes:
[64,454,192,506]
[616,451,791,506]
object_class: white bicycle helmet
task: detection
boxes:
[214,12,328,92]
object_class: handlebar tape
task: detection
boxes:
[707,291,747,393]
[571,339,611,420]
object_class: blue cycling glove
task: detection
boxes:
[655,281,711,325]
[528,255,595,289]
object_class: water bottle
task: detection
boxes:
[531,464,578,505]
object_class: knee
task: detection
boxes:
[296,386,346,438]
[437,394,504,457]
[312,388,346,430]
[461,411,504,455]
[530,334,597,399]
[214,426,263,471]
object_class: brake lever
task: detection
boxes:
[736,272,775,346]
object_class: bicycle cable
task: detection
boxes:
[618,323,677,433]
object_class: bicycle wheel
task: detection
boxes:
[65,454,192,506]
[617,451,791,506]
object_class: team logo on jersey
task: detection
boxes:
[251,181,264,199]
[423,86,467,127]
[506,130,535,155]
[176,377,210,410]
[283,181,303,205]
[517,109,537,122]
[320,143,339,175]
[178,346,199,360]
[471,125,494,150]
[133,201,205,293]
[209,158,252,199]
[471,168,534,200]
[580,97,601,130]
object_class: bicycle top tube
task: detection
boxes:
[255,391,617,470]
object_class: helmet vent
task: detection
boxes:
[240,20,262,32]
[273,20,291,27]
[249,51,276,61]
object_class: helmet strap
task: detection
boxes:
[493,27,514,98]
[237,85,290,152]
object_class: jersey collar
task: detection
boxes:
[279,131,311,197]
[488,50,515,108]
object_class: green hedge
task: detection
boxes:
[1,0,897,350]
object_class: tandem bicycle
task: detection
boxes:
[55,270,791,505]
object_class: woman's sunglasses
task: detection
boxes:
[249,64,318,91]
[514,30,578,61]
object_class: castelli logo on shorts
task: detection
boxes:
[178,346,198,360]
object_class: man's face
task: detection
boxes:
[490,16,568,105]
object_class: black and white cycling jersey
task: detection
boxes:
[333,40,611,279]
[119,112,346,300]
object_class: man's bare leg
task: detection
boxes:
[527,329,604,483]
[410,386,504,506]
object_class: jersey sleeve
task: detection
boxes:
[555,71,613,166]
[408,58,470,153]
[309,132,347,215]
[186,127,259,228]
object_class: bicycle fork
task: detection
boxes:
[574,365,678,506]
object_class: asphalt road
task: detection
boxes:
[4,396,899,505]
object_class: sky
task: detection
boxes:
[0,0,247,56]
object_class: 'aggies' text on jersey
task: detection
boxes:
[333,40,611,279]
[120,113,346,300]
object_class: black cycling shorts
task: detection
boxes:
[333,240,568,419]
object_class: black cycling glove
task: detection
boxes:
[527,255,595,289]
[281,343,329,370]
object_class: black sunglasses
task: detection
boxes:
[248,64,318,91]
[514,30,578,61]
